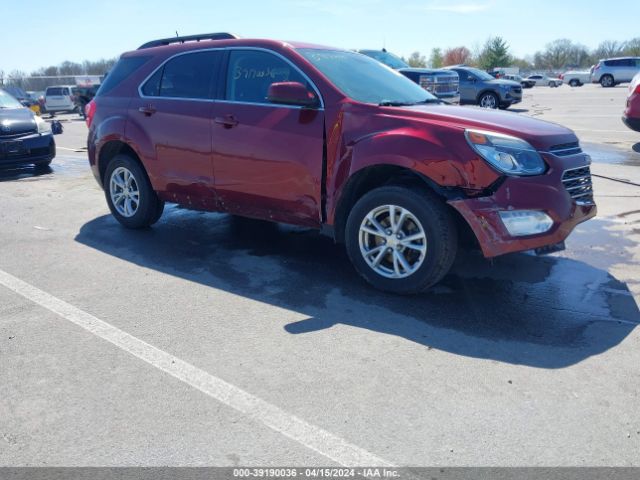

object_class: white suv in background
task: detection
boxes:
[44,85,77,114]
[591,57,640,87]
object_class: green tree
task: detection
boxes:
[478,36,511,70]
[429,48,444,68]
[407,51,427,68]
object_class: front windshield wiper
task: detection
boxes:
[379,99,445,107]
[378,100,415,106]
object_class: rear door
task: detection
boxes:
[45,87,69,110]
[211,48,325,227]
[129,50,223,209]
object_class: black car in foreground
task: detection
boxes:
[0,89,56,168]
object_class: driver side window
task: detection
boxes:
[225,50,309,104]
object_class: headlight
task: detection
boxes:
[35,115,52,134]
[465,129,546,176]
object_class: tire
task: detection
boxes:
[569,79,579,87]
[478,92,499,109]
[600,75,614,88]
[104,154,164,229]
[344,185,457,294]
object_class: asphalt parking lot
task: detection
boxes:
[1,85,639,467]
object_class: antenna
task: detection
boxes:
[175,31,179,37]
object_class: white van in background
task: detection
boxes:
[44,85,77,114]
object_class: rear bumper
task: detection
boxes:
[448,153,596,258]
[0,133,56,168]
[622,116,640,132]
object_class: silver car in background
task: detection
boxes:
[591,57,640,87]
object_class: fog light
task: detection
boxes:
[499,210,553,237]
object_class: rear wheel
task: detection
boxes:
[478,92,499,109]
[104,154,164,229]
[600,74,614,88]
[569,79,579,87]
[345,186,457,294]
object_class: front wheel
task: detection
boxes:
[478,92,499,109]
[600,75,614,88]
[345,186,457,294]
[104,154,164,229]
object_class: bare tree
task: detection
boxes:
[407,51,427,68]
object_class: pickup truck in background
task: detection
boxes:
[561,71,591,87]
[359,49,460,104]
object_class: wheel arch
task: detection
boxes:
[476,89,499,104]
[98,140,144,187]
[332,164,468,244]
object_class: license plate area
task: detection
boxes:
[0,140,25,157]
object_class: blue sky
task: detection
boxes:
[2,0,639,72]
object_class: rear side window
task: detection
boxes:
[97,56,151,96]
[225,50,309,104]
[141,51,222,99]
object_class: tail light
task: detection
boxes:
[559,74,564,80]
[634,84,640,95]
[85,100,96,128]
[594,63,601,71]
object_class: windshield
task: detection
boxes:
[0,90,23,109]
[465,68,495,81]
[299,49,437,105]
[359,50,409,70]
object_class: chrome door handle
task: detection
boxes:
[138,105,156,116]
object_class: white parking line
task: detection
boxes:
[0,268,393,467]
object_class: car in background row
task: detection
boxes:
[444,66,522,109]
[591,57,640,87]
[502,74,535,89]
[44,85,79,115]
[358,50,460,104]
[0,89,56,169]
[561,71,591,87]
[623,72,640,132]
[73,84,100,118]
[525,74,563,87]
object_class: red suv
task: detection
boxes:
[87,33,596,294]
[623,72,640,132]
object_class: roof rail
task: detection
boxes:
[138,32,239,50]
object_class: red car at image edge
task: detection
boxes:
[623,72,640,132]
[86,33,597,294]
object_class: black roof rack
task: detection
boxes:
[138,32,239,50]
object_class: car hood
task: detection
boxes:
[0,107,37,136]
[398,104,577,150]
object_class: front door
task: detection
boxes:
[128,50,223,209]
[211,49,325,227]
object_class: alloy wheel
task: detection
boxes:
[358,204,427,279]
[479,94,497,108]
[109,166,140,218]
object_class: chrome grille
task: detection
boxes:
[562,166,594,204]
[419,75,459,95]
[549,142,582,156]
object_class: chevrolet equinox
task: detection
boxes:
[87,33,596,294]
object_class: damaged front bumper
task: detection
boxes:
[448,153,596,258]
